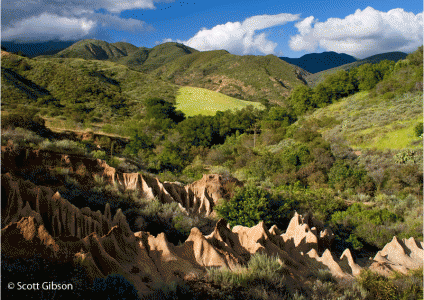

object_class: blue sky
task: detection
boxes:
[2,0,423,58]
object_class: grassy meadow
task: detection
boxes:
[175,86,264,116]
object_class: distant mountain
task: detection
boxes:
[53,39,139,60]
[306,51,408,87]
[52,40,199,72]
[279,52,357,74]
[116,42,199,72]
[1,40,76,58]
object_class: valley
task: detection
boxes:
[1,40,423,299]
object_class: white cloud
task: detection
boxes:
[289,7,423,58]
[178,13,300,55]
[2,0,162,41]
[2,13,96,42]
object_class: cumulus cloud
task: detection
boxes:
[2,13,96,42]
[289,7,423,58]
[179,13,300,55]
[2,0,162,42]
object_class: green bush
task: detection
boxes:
[328,160,375,195]
[330,203,402,249]
[413,122,423,137]
[331,203,400,227]
[357,270,399,300]
[215,185,296,228]
[91,150,108,160]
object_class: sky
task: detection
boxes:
[2,0,423,59]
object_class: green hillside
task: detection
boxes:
[306,51,408,87]
[52,39,199,73]
[1,54,51,102]
[53,39,139,60]
[151,50,309,104]
[118,42,198,72]
[42,39,310,105]
[176,86,264,116]
[1,51,179,128]
[302,90,422,150]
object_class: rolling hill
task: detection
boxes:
[39,39,311,105]
[149,50,310,104]
[116,42,199,72]
[279,51,357,74]
[175,86,264,116]
[306,51,408,87]
[1,50,179,125]
[53,39,139,60]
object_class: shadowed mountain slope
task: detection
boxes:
[2,40,76,57]
[279,51,357,74]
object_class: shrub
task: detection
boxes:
[328,160,375,195]
[207,253,287,288]
[393,149,421,164]
[2,253,92,299]
[91,150,108,160]
[91,273,139,300]
[315,269,336,283]
[413,122,423,137]
[1,127,44,147]
[141,280,192,300]
[39,139,87,155]
[215,185,296,228]
[357,270,399,300]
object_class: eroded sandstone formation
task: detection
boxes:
[370,236,424,276]
[2,148,423,297]
[1,148,241,216]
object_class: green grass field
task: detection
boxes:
[175,86,264,116]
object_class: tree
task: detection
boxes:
[215,185,296,228]
[265,106,294,127]
[356,64,379,91]
[144,98,185,123]
[323,70,355,101]
[311,83,330,108]
[125,130,154,156]
[288,85,314,116]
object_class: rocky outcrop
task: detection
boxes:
[99,161,242,216]
[1,148,241,216]
[370,236,424,276]
[282,212,335,253]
